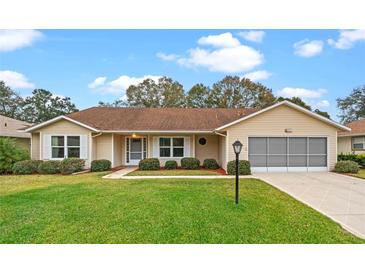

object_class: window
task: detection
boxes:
[51,135,80,159]
[199,137,207,145]
[352,137,365,150]
[159,137,184,157]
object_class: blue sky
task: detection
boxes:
[1,29,364,121]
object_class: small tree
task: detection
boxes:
[0,137,29,174]
[337,85,365,123]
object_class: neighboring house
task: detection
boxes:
[24,101,350,172]
[0,114,32,151]
[338,119,365,155]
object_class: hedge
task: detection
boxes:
[338,153,365,168]
[12,160,42,175]
[139,158,160,170]
[38,160,61,174]
[227,160,251,175]
[91,159,111,172]
[165,160,177,169]
[203,159,219,169]
[0,137,29,174]
[60,158,85,175]
[334,160,359,174]
[181,157,200,169]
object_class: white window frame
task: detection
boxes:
[352,136,365,151]
[51,135,81,160]
[159,137,185,158]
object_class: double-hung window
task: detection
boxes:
[159,137,184,157]
[51,135,81,159]
[352,136,365,150]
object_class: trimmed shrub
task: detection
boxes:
[60,158,85,175]
[139,158,160,170]
[0,137,29,174]
[12,160,42,175]
[338,153,358,162]
[227,160,251,175]
[165,160,178,170]
[91,159,111,172]
[181,157,200,169]
[356,154,365,168]
[38,160,61,174]
[334,160,359,174]
[203,158,219,169]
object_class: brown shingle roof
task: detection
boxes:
[338,119,365,136]
[66,107,257,131]
[0,114,32,138]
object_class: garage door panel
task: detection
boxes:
[309,155,327,167]
[268,137,287,154]
[289,137,307,154]
[288,155,307,167]
[309,138,327,154]
[268,155,287,167]
[248,137,267,154]
[249,155,267,167]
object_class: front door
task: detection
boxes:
[127,137,146,165]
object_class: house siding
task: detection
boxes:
[113,134,123,167]
[195,134,219,165]
[31,133,40,160]
[225,104,338,170]
[338,135,365,155]
[218,135,227,169]
[94,133,113,164]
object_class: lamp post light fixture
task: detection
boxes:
[232,140,243,206]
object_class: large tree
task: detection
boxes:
[126,77,185,108]
[337,85,365,123]
[0,81,24,120]
[208,76,276,109]
[186,84,211,108]
[277,96,331,119]
[21,89,78,123]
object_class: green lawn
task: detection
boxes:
[0,173,363,244]
[128,169,224,176]
[353,169,365,179]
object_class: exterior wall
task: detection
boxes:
[113,134,124,167]
[31,133,40,160]
[195,134,219,165]
[225,105,338,170]
[338,136,352,154]
[12,137,31,152]
[218,135,227,169]
[34,119,92,167]
[94,133,113,164]
[338,135,365,155]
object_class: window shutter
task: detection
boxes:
[184,137,190,157]
[153,137,159,157]
[43,134,51,160]
[80,135,88,159]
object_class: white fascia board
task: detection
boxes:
[25,116,99,132]
[215,100,351,132]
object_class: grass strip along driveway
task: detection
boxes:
[353,169,365,179]
[0,173,363,244]
[128,169,224,176]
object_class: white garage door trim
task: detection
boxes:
[248,136,329,173]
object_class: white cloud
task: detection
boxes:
[177,45,263,73]
[277,87,326,99]
[328,29,365,49]
[156,52,179,61]
[89,75,162,94]
[293,39,324,57]
[197,32,240,48]
[88,77,107,88]
[315,100,330,108]
[243,70,272,81]
[0,70,35,89]
[0,30,43,52]
[157,32,264,73]
[237,31,265,43]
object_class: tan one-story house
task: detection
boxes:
[0,114,32,151]
[338,119,365,155]
[24,100,350,173]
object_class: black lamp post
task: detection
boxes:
[232,140,243,206]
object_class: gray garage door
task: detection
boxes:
[248,137,327,172]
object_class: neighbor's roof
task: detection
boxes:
[338,119,365,137]
[0,114,32,138]
[65,107,257,131]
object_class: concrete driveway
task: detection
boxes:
[254,172,365,239]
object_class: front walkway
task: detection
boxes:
[254,172,365,239]
[102,166,138,179]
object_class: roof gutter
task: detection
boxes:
[213,131,227,137]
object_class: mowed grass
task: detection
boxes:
[128,169,223,176]
[0,173,363,244]
[353,169,365,179]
